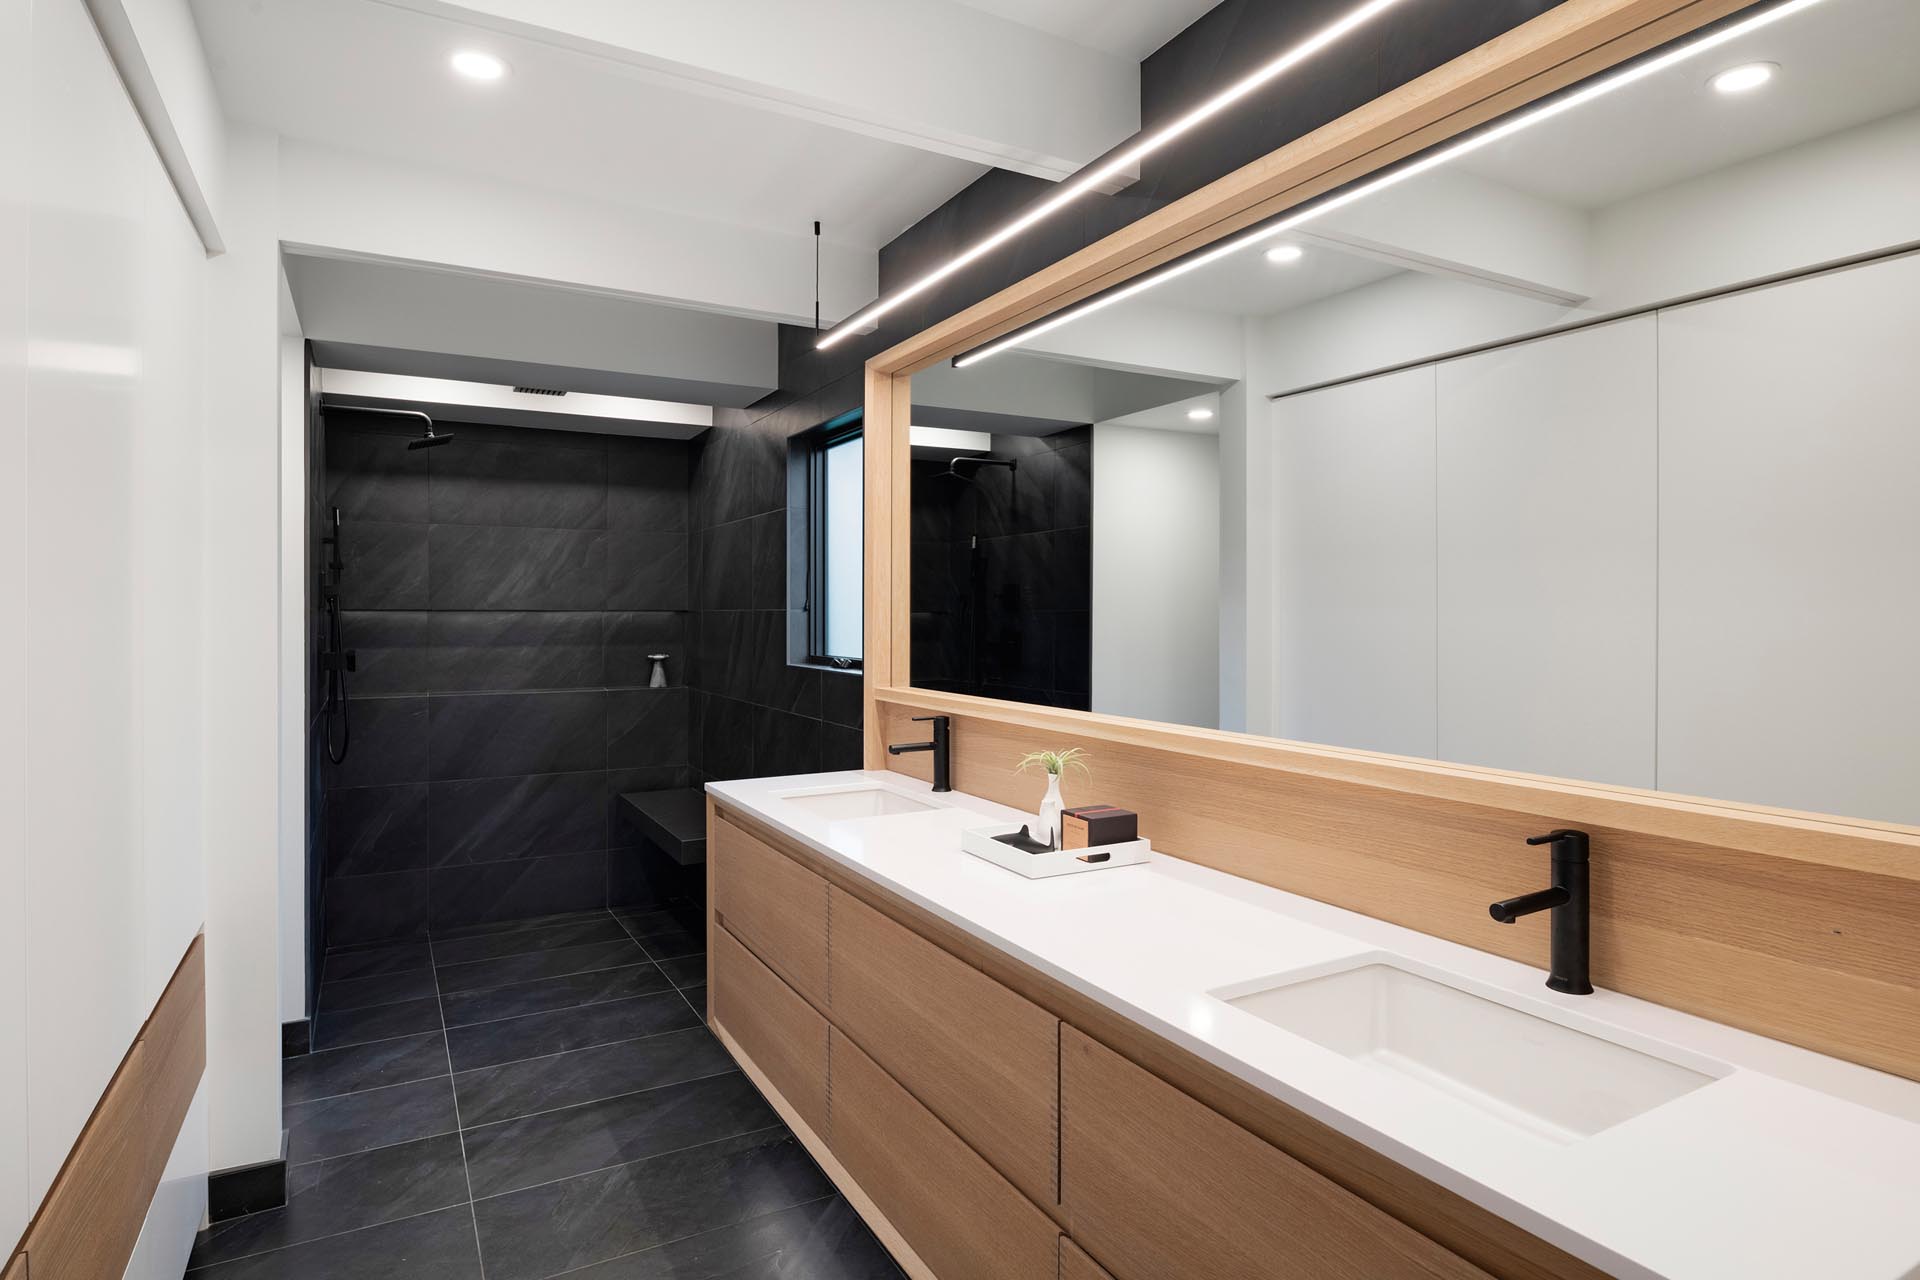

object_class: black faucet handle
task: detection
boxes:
[1525,829,1590,859]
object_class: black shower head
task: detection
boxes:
[407,429,455,451]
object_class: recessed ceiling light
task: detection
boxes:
[450,50,508,82]
[1264,244,1304,265]
[1711,61,1776,94]
[1187,407,1215,422]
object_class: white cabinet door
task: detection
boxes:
[1658,252,1920,825]
[1272,366,1437,758]
[1437,316,1658,787]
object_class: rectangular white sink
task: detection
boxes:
[778,786,938,820]
[1218,961,1719,1144]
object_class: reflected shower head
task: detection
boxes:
[407,428,455,450]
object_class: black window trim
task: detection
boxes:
[803,409,864,670]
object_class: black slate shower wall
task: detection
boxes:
[911,429,1092,710]
[687,382,864,784]
[321,410,695,945]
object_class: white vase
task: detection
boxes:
[1036,773,1065,850]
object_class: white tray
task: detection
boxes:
[960,822,1151,879]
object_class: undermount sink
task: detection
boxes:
[1216,960,1720,1145]
[778,786,938,820]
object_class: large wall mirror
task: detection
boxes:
[908,0,1920,827]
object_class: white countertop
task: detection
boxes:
[709,770,1920,1280]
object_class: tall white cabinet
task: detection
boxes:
[1265,251,1920,826]
[1657,253,1920,825]
[1437,317,1658,787]
[1273,366,1437,758]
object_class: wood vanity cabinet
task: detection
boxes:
[710,814,829,1004]
[1060,1027,1492,1280]
[710,923,829,1136]
[1060,1238,1116,1280]
[827,886,1060,1205]
[830,1028,1060,1280]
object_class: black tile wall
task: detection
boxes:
[320,414,696,944]
[687,376,865,785]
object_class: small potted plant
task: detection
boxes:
[1015,748,1089,849]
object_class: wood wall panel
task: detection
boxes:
[875,694,1920,1082]
[17,935,204,1280]
[829,1029,1058,1280]
[828,887,1059,1206]
[711,814,830,1004]
[2,1251,23,1280]
[1061,1028,1490,1280]
[1060,1238,1114,1280]
[711,924,829,1138]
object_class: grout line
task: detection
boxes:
[457,1065,741,1136]
[468,1124,792,1206]
[185,1198,476,1274]
[428,930,492,1280]
[449,1021,716,1082]
[285,1119,462,1170]
[297,1026,446,1059]
[441,969,684,1032]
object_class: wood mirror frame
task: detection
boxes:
[859,0,1920,1083]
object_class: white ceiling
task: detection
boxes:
[948,0,1221,59]
[1142,236,1405,317]
[1457,0,1920,209]
[192,0,986,251]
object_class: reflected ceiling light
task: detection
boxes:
[814,0,1413,350]
[1711,61,1777,93]
[955,0,1825,369]
[1187,407,1215,421]
[1264,244,1305,265]
[450,50,508,82]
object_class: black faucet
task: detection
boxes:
[1490,829,1593,995]
[887,715,951,792]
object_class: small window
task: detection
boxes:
[803,413,863,667]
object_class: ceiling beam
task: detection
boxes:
[383,0,1142,185]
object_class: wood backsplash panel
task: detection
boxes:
[876,693,1920,1082]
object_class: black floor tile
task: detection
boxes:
[440,963,671,1028]
[317,968,438,1014]
[430,914,630,967]
[623,923,704,962]
[323,940,432,983]
[430,908,613,941]
[653,953,706,990]
[284,1077,459,1164]
[462,1071,778,1198]
[187,1134,470,1269]
[312,996,443,1052]
[555,1197,904,1280]
[282,1032,449,1106]
[436,938,649,995]
[611,908,678,938]
[470,1129,831,1280]
[446,991,700,1072]
[453,1027,736,1128]
[185,1204,482,1279]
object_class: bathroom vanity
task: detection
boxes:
[704,773,1920,1280]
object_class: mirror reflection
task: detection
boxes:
[911,0,1920,827]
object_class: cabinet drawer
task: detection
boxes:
[1062,1028,1491,1280]
[829,887,1059,1205]
[712,923,829,1137]
[1061,1238,1115,1280]
[831,1029,1058,1280]
[711,813,829,1004]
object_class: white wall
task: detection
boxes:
[278,275,306,1023]
[9,0,213,1245]
[203,123,287,1172]
[1090,425,1220,729]
[1,0,31,1251]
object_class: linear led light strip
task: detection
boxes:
[814,0,1414,350]
[954,0,1826,369]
